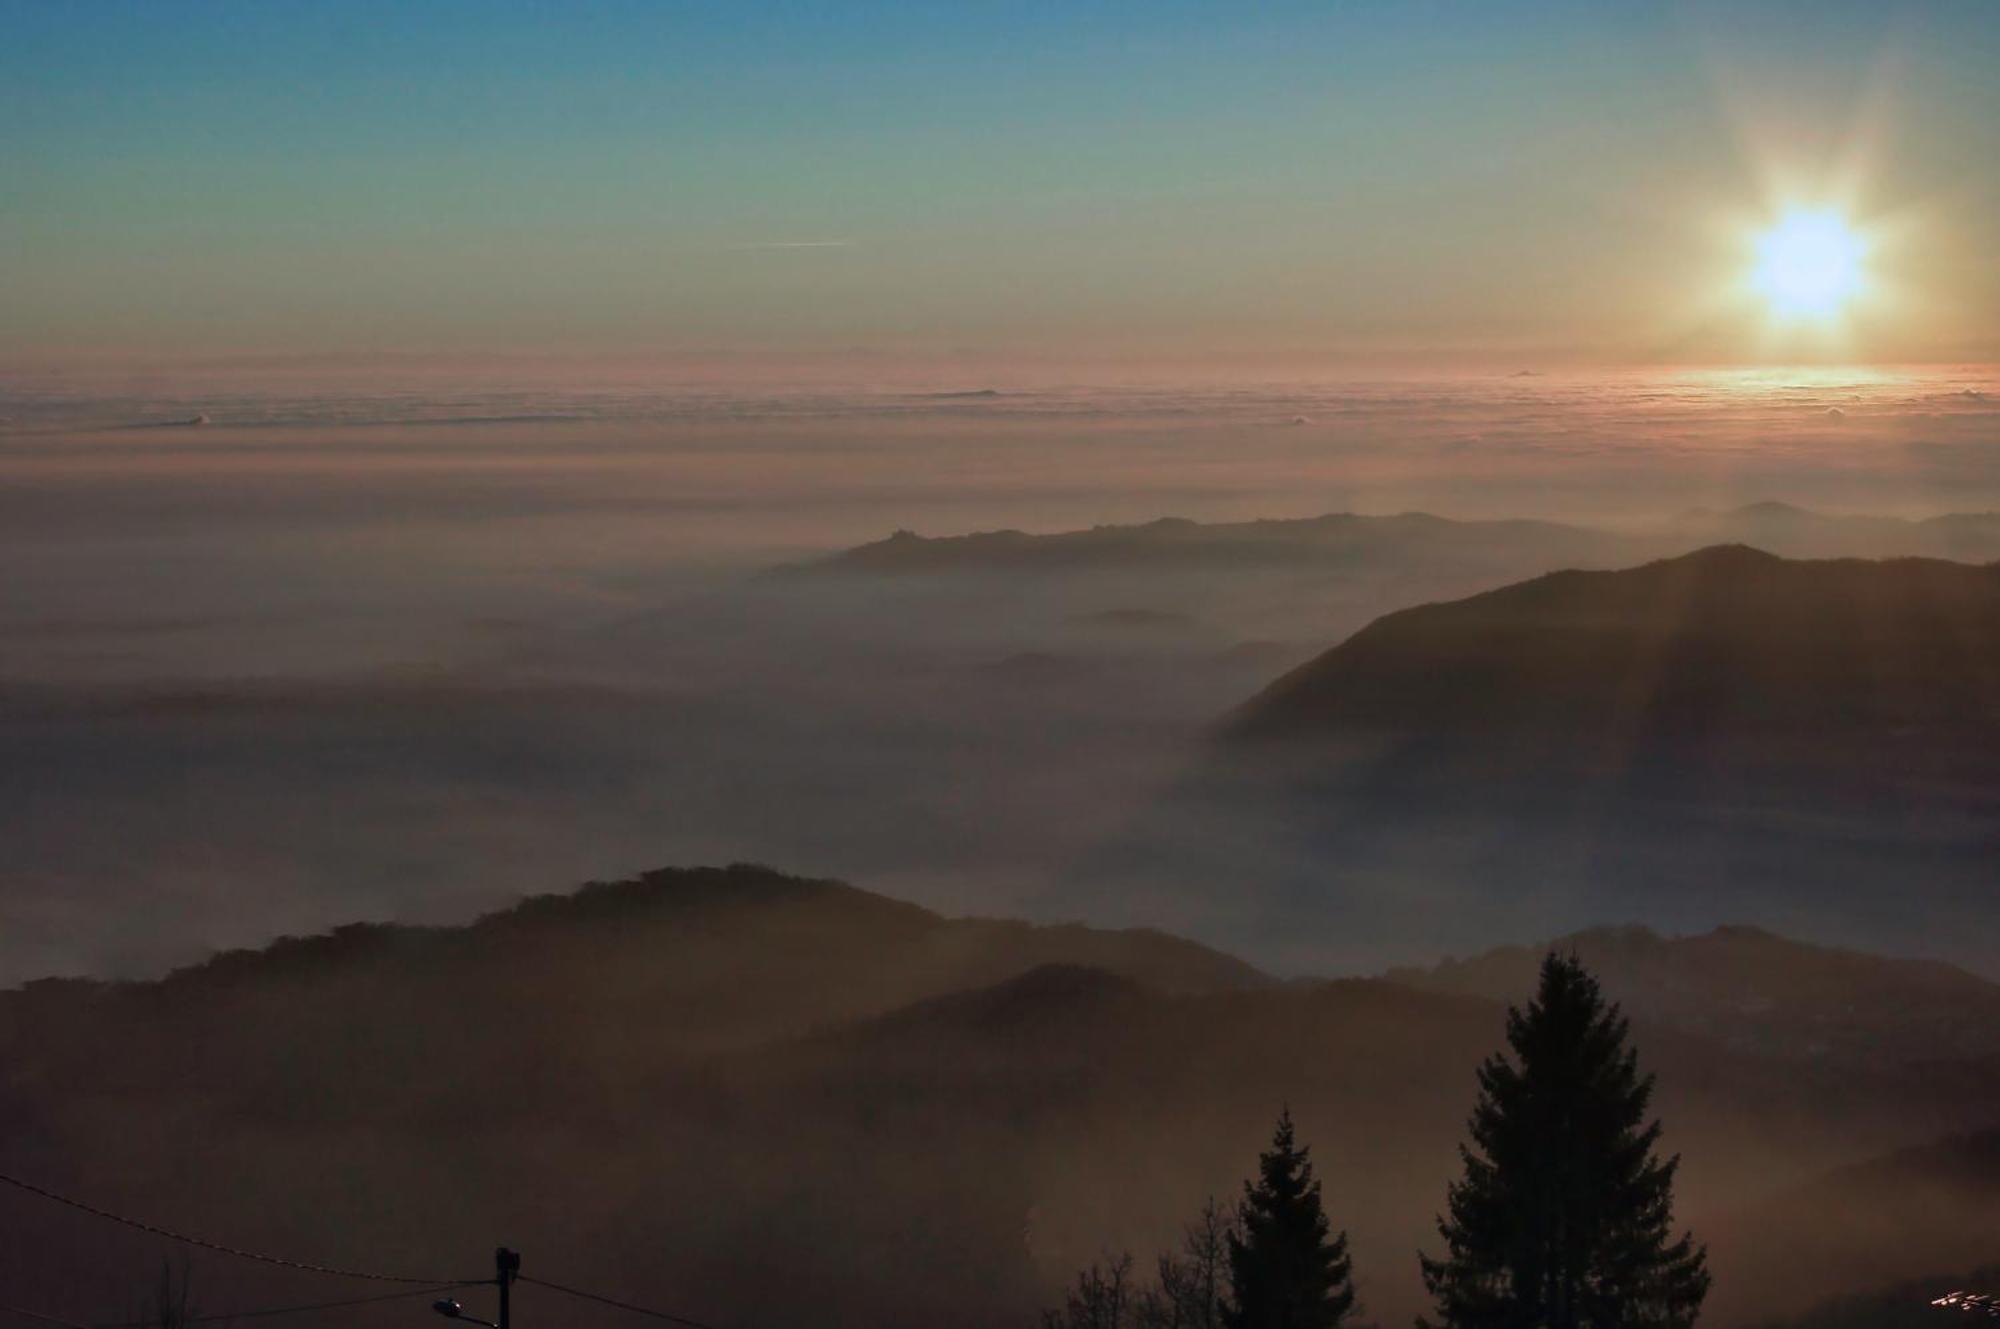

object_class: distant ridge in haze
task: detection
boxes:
[1387,923,2000,1068]
[787,506,2000,577]
[792,512,1622,575]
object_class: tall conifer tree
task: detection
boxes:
[1225,1110,1356,1329]
[1420,954,1710,1329]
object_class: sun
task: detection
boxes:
[1750,208,1867,321]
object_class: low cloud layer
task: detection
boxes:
[3,365,1997,981]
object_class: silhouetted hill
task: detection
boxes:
[0,864,1262,1081]
[1232,546,2000,759]
[1386,925,2000,1068]
[4,869,1995,1329]
[1068,547,2000,972]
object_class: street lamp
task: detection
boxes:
[426,1248,518,1329]
[433,1300,498,1329]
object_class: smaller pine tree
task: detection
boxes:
[1226,1109,1357,1329]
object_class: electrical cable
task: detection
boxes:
[0,1170,471,1285]
[103,1283,485,1327]
[0,1306,94,1329]
[519,1275,724,1329]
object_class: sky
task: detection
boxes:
[4,1,1999,366]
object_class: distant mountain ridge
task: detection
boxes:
[788,506,2000,576]
[793,512,1620,574]
[1387,923,2000,1068]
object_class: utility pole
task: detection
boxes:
[431,1252,520,1329]
[496,1247,521,1329]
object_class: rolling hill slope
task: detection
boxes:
[2,867,1996,1329]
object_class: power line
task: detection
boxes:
[107,1283,483,1327]
[0,1305,94,1329]
[519,1276,723,1329]
[0,1170,470,1285]
[4,1284,474,1329]
[2,1172,733,1329]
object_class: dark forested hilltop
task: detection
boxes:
[0,863,1265,1062]
[1,866,1997,1329]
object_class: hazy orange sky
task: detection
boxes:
[5,1,1998,367]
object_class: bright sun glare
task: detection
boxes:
[1750,208,1867,321]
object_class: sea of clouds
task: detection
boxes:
[3,364,1997,980]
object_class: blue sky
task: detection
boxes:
[5,1,1996,363]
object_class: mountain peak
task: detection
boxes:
[1230,547,2000,745]
[1669,541,1785,565]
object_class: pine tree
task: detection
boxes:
[1419,953,1711,1329]
[1225,1109,1357,1329]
